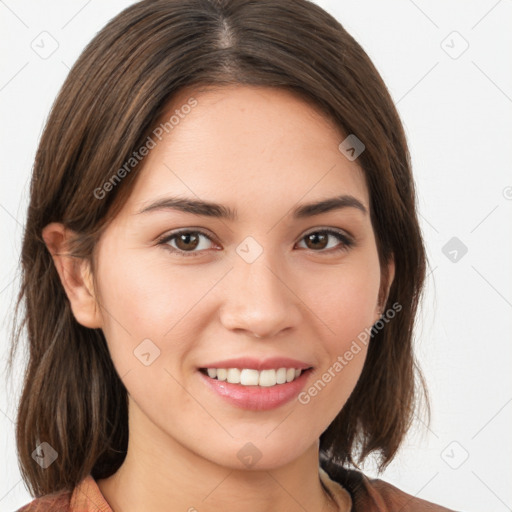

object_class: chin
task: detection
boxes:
[197,434,316,471]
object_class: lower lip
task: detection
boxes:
[198,369,312,411]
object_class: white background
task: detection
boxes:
[1,1,511,511]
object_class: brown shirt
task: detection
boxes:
[319,467,456,511]
[16,466,457,511]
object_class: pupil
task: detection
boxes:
[178,233,198,250]
[307,233,327,249]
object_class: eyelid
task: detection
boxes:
[302,226,353,240]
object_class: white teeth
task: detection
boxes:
[259,369,276,387]
[276,367,287,384]
[203,366,307,387]
[240,369,260,386]
[227,368,241,384]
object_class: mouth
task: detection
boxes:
[197,356,314,410]
[197,359,314,411]
[199,366,313,387]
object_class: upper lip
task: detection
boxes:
[199,357,313,371]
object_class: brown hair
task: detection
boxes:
[8,0,428,497]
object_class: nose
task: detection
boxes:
[218,251,302,339]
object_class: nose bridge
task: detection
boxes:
[219,238,301,338]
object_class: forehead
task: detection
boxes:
[123,85,369,218]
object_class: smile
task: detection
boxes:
[198,366,313,411]
[200,367,306,387]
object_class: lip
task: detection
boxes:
[198,367,313,411]
[198,357,312,371]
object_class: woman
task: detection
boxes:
[10,0,455,510]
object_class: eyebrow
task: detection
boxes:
[136,194,367,220]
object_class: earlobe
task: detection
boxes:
[42,222,103,329]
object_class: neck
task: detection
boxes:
[96,401,343,512]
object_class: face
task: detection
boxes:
[87,85,393,470]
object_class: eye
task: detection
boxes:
[296,228,354,254]
[157,229,217,257]
[157,228,354,258]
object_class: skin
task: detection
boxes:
[43,85,394,512]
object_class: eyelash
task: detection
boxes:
[156,228,354,258]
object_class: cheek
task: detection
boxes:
[303,256,381,343]
[93,248,193,372]
[297,273,374,424]
[295,257,379,409]
[98,240,201,329]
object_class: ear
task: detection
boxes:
[374,255,395,323]
[42,222,103,329]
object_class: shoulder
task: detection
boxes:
[16,489,71,512]
[358,473,457,512]
[15,475,112,512]
[324,464,458,512]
